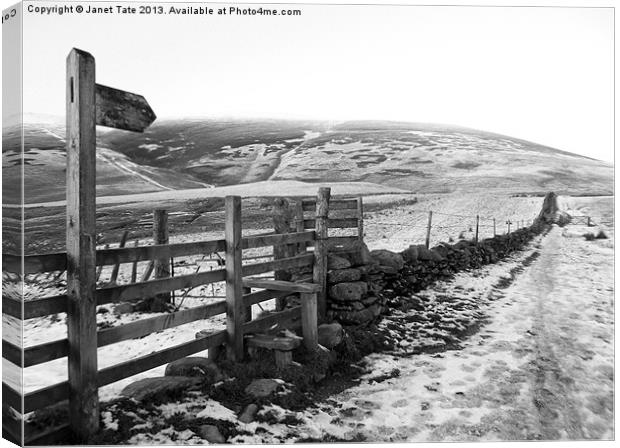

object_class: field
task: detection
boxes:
[1,117,614,443]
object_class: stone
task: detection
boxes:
[120,376,202,402]
[370,249,404,271]
[340,242,374,266]
[330,307,376,325]
[114,302,134,315]
[327,268,362,284]
[317,323,344,349]
[401,245,419,263]
[329,282,368,302]
[375,265,399,275]
[198,424,226,443]
[164,357,224,383]
[328,254,352,270]
[244,379,282,398]
[238,403,259,424]
[415,245,436,261]
[361,295,379,306]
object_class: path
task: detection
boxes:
[234,225,613,443]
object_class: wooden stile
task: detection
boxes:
[225,196,244,361]
[313,187,331,318]
[65,48,99,439]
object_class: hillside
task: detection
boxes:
[2,118,613,204]
[96,118,616,195]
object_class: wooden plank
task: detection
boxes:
[98,300,226,347]
[301,199,357,211]
[300,292,318,352]
[241,253,314,277]
[2,382,22,412]
[225,196,244,362]
[130,240,139,283]
[242,279,320,294]
[65,47,99,439]
[244,289,290,308]
[243,231,314,250]
[272,198,294,310]
[95,268,225,305]
[20,295,67,320]
[303,218,359,229]
[242,307,301,334]
[97,239,226,266]
[2,296,23,319]
[2,340,22,367]
[3,252,65,275]
[24,382,69,414]
[5,239,227,275]
[246,334,301,351]
[20,301,227,367]
[313,187,331,318]
[97,330,227,387]
[95,83,156,132]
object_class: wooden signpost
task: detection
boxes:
[66,48,156,441]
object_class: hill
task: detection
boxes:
[2,117,613,204]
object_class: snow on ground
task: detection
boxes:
[230,223,613,442]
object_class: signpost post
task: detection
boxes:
[65,48,156,441]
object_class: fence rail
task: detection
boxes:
[2,189,364,444]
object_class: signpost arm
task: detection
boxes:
[66,48,99,441]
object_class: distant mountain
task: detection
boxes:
[2,117,613,204]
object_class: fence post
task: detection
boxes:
[300,292,318,352]
[152,209,170,310]
[587,216,591,227]
[294,200,306,253]
[507,220,511,234]
[65,48,99,441]
[313,187,331,319]
[493,218,496,237]
[474,215,479,244]
[357,195,364,242]
[425,211,433,249]
[225,196,244,362]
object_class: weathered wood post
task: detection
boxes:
[507,220,512,234]
[300,292,318,352]
[357,196,364,242]
[151,209,170,310]
[294,200,306,253]
[587,216,591,227]
[272,198,293,310]
[313,187,331,319]
[493,218,496,237]
[243,286,252,324]
[225,196,244,361]
[425,211,433,249]
[474,215,479,244]
[66,48,99,440]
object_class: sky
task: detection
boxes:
[6,0,616,162]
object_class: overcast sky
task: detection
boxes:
[13,1,615,162]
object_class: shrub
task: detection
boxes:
[596,230,608,239]
[583,233,596,241]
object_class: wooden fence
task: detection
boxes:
[2,189,363,445]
